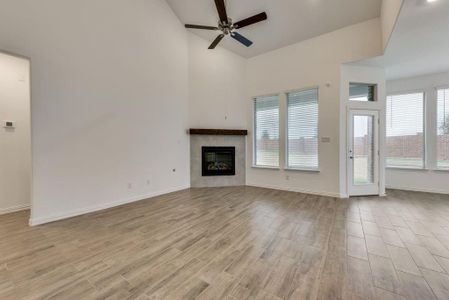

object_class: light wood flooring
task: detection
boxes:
[2,187,449,299]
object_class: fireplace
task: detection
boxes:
[202,146,235,176]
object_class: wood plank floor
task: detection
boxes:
[2,187,449,299]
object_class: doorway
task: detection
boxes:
[348,110,380,196]
[0,51,31,215]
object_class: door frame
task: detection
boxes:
[0,49,33,218]
[347,109,380,196]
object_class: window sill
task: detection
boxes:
[285,167,320,173]
[433,168,449,172]
[251,165,280,170]
[386,167,428,171]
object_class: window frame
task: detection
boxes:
[385,90,427,170]
[285,86,320,172]
[435,86,449,171]
[252,93,281,169]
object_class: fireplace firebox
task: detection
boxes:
[202,147,235,176]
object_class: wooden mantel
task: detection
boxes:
[189,128,248,136]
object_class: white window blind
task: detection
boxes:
[287,88,319,169]
[386,92,425,168]
[254,95,279,167]
[437,88,449,169]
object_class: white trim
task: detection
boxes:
[386,166,427,171]
[246,182,341,198]
[0,50,33,221]
[386,185,449,195]
[347,110,380,196]
[29,185,190,226]
[0,204,30,215]
[284,168,320,172]
[387,89,425,97]
[251,165,280,170]
[285,85,320,95]
[434,85,449,91]
[252,92,281,99]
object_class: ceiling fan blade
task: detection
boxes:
[214,0,228,24]
[231,32,253,47]
[234,12,267,29]
[209,34,225,49]
[185,24,219,30]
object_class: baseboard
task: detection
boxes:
[29,185,190,226]
[386,185,449,195]
[246,183,341,198]
[0,204,30,215]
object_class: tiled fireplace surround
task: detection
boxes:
[190,129,246,188]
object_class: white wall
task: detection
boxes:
[386,71,449,194]
[381,0,403,51]
[246,19,383,197]
[0,53,31,214]
[340,64,386,197]
[0,0,190,225]
[188,33,247,129]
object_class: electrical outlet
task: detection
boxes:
[172,169,176,172]
[146,179,151,185]
[128,183,132,189]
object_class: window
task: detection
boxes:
[350,83,376,102]
[386,92,425,168]
[254,95,279,167]
[287,88,319,170]
[353,114,375,184]
[437,88,449,169]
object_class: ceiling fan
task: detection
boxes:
[185,0,267,49]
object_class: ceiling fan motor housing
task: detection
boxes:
[219,18,234,35]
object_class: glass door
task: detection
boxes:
[348,110,379,196]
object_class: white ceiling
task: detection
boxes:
[358,0,449,80]
[166,0,382,58]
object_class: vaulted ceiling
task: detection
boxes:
[361,0,449,79]
[166,0,382,58]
